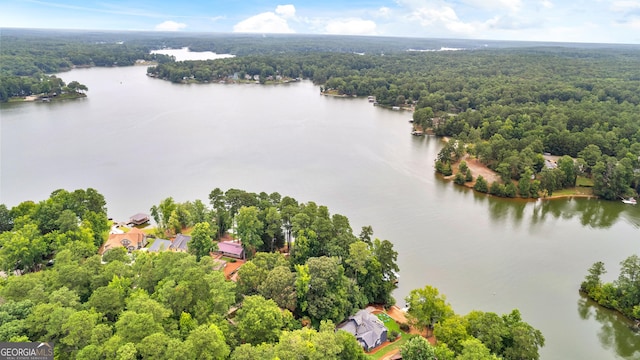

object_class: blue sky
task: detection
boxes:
[2,0,640,44]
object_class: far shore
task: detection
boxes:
[440,150,599,201]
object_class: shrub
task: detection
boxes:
[458,160,468,173]
[489,181,505,197]
[465,168,473,182]
[474,175,488,193]
[399,322,410,332]
[454,172,466,185]
[388,330,400,341]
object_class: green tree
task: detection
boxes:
[0,204,13,232]
[457,338,500,360]
[465,311,508,355]
[474,175,489,193]
[434,315,470,354]
[346,241,370,282]
[236,295,284,345]
[0,224,47,272]
[501,309,545,360]
[258,265,297,312]
[235,206,264,256]
[405,285,454,335]
[306,256,352,323]
[188,222,215,261]
[581,261,606,293]
[401,336,437,360]
[115,311,163,345]
[185,324,230,360]
[60,310,100,352]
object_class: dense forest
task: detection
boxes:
[145,48,640,200]
[0,188,544,359]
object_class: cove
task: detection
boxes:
[1,62,640,359]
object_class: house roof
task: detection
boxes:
[101,230,146,254]
[129,213,149,223]
[170,234,191,251]
[217,241,244,256]
[337,310,387,350]
[148,239,172,252]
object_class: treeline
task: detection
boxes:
[148,48,640,200]
[580,256,640,321]
[0,188,109,273]
[0,188,397,359]
[0,188,545,359]
[148,187,400,307]
[0,75,88,102]
[402,285,544,360]
[0,30,172,101]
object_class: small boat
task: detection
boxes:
[622,198,637,205]
[411,130,424,136]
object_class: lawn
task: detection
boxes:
[364,313,411,360]
[377,313,400,333]
[365,333,416,360]
[576,176,594,187]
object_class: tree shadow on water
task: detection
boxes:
[577,292,640,359]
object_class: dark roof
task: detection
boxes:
[170,234,191,251]
[337,310,387,351]
[148,239,172,252]
[129,213,150,223]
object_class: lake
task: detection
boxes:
[1,53,640,359]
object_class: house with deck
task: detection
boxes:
[101,227,147,254]
[128,213,150,226]
[337,310,388,352]
[217,241,245,259]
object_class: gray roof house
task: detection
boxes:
[148,239,172,252]
[170,234,191,252]
[337,310,388,351]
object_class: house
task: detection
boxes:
[217,241,245,259]
[128,213,150,225]
[337,310,388,352]
[148,238,172,253]
[170,234,191,252]
[101,227,147,254]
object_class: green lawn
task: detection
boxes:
[576,176,594,187]
[376,313,400,333]
[363,313,411,359]
[365,333,416,360]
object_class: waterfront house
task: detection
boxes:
[128,213,150,226]
[170,234,191,252]
[148,238,172,252]
[336,310,388,351]
[217,241,245,259]
[101,227,147,254]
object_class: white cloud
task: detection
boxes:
[541,0,553,9]
[325,18,377,35]
[377,7,392,18]
[275,4,296,18]
[611,1,640,12]
[233,8,295,33]
[155,21,187,31]
[460,0,522,13]
[409,6,478,34]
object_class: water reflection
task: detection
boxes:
[577,293,640,359]
[504,198,640,229]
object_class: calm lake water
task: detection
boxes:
[1,54,640,359]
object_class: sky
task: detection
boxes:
[1,0,640,44]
